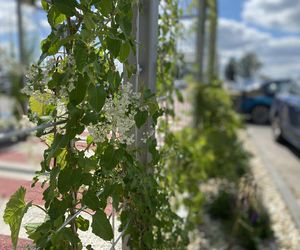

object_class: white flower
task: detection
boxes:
[87,82,142,145]
[57,101,67,117]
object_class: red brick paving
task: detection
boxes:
[0,177,44,205]
[0,176,113,214]
[0,151,29,163]
[0,235,32,250]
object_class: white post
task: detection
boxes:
[129,0,159,164]
[196,0,207,82]
[123,1,159,249]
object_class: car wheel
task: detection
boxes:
[271,116,283,142]
[251,105,270,124]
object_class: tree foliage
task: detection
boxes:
[238,52,262,79]
[224,57,237,81]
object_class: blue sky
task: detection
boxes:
[219,0,300,38]
[219,0,243,21]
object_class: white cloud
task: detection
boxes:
[218,18,300,78]
[178,17,300,78]
[218,19,270,53]
[242,0,300,33]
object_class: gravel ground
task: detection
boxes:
[187,130,300,250]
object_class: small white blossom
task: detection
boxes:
[88,82,141,145]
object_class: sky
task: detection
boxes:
[180,0,300,79]
[0,0,300,79]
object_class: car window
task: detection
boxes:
[289,81,300,95]
[277,81,292,93]
[264,82,278,95]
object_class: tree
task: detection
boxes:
[224,57,238,81]
[238,52,262,79]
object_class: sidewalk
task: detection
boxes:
[0,137,44,249]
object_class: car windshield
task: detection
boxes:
[289,81,300,95]
[263,80,291,95]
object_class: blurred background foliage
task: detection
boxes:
[160,75,273,248]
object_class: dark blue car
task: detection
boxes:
[270,81,300,150]
[237,80,291,124]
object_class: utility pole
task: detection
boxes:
[196,0,207,82]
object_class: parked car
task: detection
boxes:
[270,80,300,150]
[233,80,291,124]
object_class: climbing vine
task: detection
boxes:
[4,0,188,249]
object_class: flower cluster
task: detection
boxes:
[22,56,76,122]
[23,55,76,96]
[88,83,143,145]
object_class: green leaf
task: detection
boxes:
[58,168,82,194]
[53,0,78,16]
[134,110,148,128]
[78,157,97,172]
[48,71,66,89]
[47,134,69,162]
[91,210,113,241]
[74,41,89,72]
[70,74,88,105]
[116,14,132,36]
[81,111,99,125]
[97,0,113,16]
[102,145,121,170]
[57,168,73,194]
[82,190,100,211]
[51,227,80,247]
[25,223,42,237]
[76,215,90,231]
[48,6,66,27]
[107,71,121,91]
[83,13,96,30]
[41,0,49,10]
[88,84,106,112]
[119,42,131,62]
[106,38,121,58]
[48,196,72,220]
[3,187,32,250]
[29,92,53,116]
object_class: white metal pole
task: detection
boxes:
[123,1,159,249]
[196,0,207,82]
